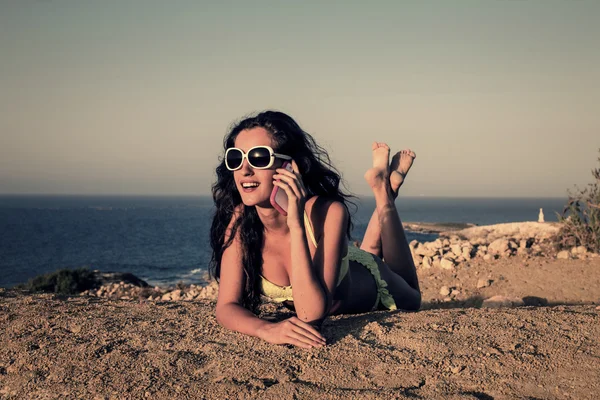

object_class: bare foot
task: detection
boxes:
[364,142,391,189]
[389,149,416,198]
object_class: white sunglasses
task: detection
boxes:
[225,145,292,171]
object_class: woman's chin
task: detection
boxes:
[240,193,269,207]
[240,196,274,209]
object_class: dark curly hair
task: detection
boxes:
[209,111,356,312]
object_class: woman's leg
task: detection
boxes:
[363,143,420,292]
[360,150,416,260]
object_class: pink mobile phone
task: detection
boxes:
[270,161,294,216]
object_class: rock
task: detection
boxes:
[161,293,172,301]
[473,237,487,245]
[409,240,418,248]
[442,239,450,247]
[439,286,450,296]
[440,258,455,270]
[575,246,588,255]
[451,365,464,374]
[422,256,432,269]
[432,239,443,249]
[481,295,525,308]
[488,239,509,255]
[170,290,183,301]
[557,250,571,260]
[450,244,462,257]
[483,254,493,262]
[415,244,435,257]
[477,279,492,289]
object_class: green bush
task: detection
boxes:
[556,149,600,253]
[16,267,99,295]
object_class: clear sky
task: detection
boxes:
[1,0,598,197]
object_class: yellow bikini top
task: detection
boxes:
[259,211,350,302]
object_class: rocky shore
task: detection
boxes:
[80,222,596,307]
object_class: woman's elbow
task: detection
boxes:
[215,303,231,327]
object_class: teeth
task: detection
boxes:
[242,183,259,188]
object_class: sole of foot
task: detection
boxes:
[389,149,416,198]
[364,142,391,189]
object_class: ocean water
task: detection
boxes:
[0,195,566,288]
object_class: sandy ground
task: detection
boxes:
[1,256,600,399]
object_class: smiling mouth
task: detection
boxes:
[241,182,260,192]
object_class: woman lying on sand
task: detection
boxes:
[209,111,420,349]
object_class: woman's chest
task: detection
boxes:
[261,232,317,285]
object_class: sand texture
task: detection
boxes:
[2,256,600,399]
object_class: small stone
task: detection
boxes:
[450,244,462,257]
[570,247,579,255]
[422,256,432,269]
[439,286,450,296]
[483,254,493,262]
[477,279,492,289]
[576,246,588,254]
[488,238,509,255]
[440,258,455,270]
[451,365,463,374]
[557,250,570,260]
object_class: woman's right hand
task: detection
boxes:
[258,317,327,349]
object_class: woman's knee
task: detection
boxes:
[394,288,421,311]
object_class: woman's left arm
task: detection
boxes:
[273,161,348,323]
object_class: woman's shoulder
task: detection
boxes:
[305,196,348,230]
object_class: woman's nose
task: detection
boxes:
[240,158,253,174]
